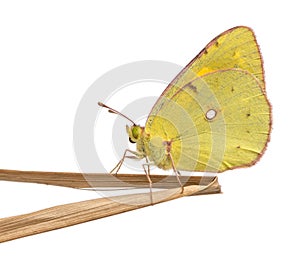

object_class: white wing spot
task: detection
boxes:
[205,109,217,120]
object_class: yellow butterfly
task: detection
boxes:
[99,26,271,190]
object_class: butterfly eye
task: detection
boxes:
[129,137,136,144]
[132,126,140,139]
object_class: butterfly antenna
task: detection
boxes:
[98,102,136,125]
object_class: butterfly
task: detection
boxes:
[99,26,271,194]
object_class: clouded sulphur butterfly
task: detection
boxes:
[99,26,271,190]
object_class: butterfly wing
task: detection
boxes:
[144,26,270,172]
[147,26,265,121]
[145,69,271,172]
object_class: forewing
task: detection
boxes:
[148,26,265,124]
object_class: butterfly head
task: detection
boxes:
[126,125,144,144]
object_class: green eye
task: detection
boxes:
[132,126,140,139]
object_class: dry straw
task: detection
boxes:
[0,169,221,243]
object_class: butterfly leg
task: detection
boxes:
[145,156,151,176]
[142,158,155,204]
[110,149,143,175]
[165,144,184,193]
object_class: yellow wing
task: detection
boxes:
[145,69,271,172]
[145,26,271,172]
[148,26,265,119]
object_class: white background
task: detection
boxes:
[1,1,299,263]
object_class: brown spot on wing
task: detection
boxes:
[187,83,198,92]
